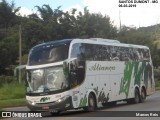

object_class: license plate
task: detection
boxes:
[42,104,49,110]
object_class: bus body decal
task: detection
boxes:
[79,95,87,107]
[119,61,154,98]
[119,61,134,98]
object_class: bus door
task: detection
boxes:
[67,59,80,108]
[68,58,86,108]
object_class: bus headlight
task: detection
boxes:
[27,100,36,106]
[31,102,36,105]
[56,95,70,103]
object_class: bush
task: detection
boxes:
[0,76,17,87]
[154,69,160,81]
[155,80,160,87]
[0,81,25,100]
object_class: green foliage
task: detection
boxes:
[0,76,26,108]
[154,69,160,81]
[0,81,25,100]
[0,0,20,27]
[0,98,26,108]
[0,33,19,75]
[0,76,17,86]
[151,44,160,68]
[155,80,160,90]
[118,26,152,46]
[154,40,160,49]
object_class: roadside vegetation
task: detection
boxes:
[0,82,25,100]
[0,80,26,108]
[154,68,160,90]
[155,81,160,90]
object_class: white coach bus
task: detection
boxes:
[26,38,155,113]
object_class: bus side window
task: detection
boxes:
[84,44,93,61]
[110,46,119,61]
[71,43,81,58]
[138,48,144,61]
[70,43,86,88]
[142,49,150,61]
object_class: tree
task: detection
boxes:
[118,26,152,45]
[22,19,46,49]
[75,7,117,38]
[151,44,160,68]
[0,33,19,75]
[0,0,20,28]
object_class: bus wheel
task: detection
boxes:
[133,88,140,104]
[85,93,97,112]
[140,88,146,103]
[127,88,140,104]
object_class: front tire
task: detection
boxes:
[134,88,140,103]
[84,93,97,112]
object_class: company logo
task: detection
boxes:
[89,63,116,71]
[40,97,50,102]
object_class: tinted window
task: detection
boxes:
[71,43,150,62]
[28,43,70,65]
[71,43,86,60]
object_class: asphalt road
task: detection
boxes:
[1,91,160,120]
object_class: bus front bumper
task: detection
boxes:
[27,96,73,112]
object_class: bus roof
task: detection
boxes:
[32,39,73,49]
[32,38,149,50]
[71,38,149,49]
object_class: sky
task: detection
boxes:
[2,0,160,28]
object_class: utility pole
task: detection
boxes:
[19,25,22,84]
[119,10,122,32]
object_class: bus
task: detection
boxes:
[26,38,155,114]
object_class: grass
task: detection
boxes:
[0,82,25,100]
[0,108,2,112]
[155,80,160,90]
[0,98,26,108]
[0,82,26,108]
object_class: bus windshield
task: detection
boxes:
[28,43,70,66]
[26,66,69,93]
